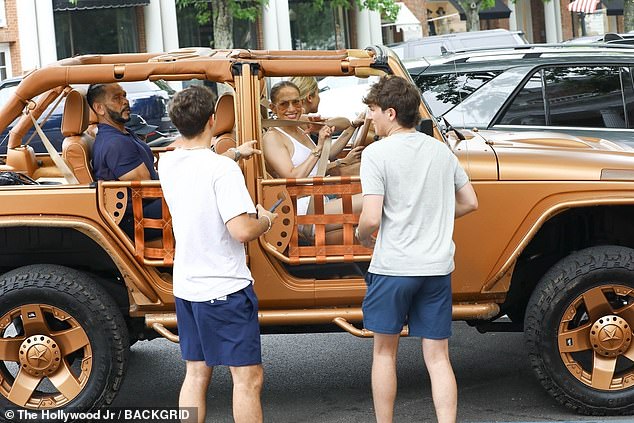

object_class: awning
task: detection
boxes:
[53,0,149,11]
[602,0,623,15]
[383,2,422,32]
[568,0,601,13]
[448,0,512,20]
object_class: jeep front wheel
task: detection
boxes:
[0,265,128,411]
[525,246,634,415]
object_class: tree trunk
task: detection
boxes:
[212,1,233,49]
[625,0,634,32]
[458,0,482,32]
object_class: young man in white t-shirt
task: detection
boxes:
[357,76,478,423]
[159,85,277,423]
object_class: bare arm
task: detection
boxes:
[226,204,278,243]
[357,194,383,248]
[455,182,478,218]
[119,163,152,181]
[262,130,321,179]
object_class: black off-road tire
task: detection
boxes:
[0,264,129,412]
[525,245,634,415]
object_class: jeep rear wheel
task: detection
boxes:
[525,246,634,415]
[0,265,128,411]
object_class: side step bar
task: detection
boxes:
[145,303,500,342]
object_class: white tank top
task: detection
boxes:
[272,128,316,215]
[273,128,317,177]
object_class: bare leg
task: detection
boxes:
[323,193,363,232]
[422,338,457,423]
[230,364,264,423]
[372,334,400,423]
[179,361,212,423]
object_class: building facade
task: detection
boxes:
[0,0,628,81]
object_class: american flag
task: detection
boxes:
[568,0,601,13]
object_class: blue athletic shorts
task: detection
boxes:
[362,272,452,339]
[175,284,261,367]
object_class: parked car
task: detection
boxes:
[0,77,174,154]
[565,32,634,46]
[389,29,527,60]
[406,43,634,145]
[1,46,634,417]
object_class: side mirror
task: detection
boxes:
[416,119,434,137]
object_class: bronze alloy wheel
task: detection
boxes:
[0,265,128,413]
[525,246,634,415]
[558,285,634,390]
[0,304,92,408]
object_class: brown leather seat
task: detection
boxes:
[61,89,94,183]
[212,92,236,155]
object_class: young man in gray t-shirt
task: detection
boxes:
[356,76,478,423]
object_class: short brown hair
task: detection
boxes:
[168,85,216,138]
[363,76,422,129]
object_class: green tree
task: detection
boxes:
[176,0,399,49]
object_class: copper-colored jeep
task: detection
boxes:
[0,47,633,416]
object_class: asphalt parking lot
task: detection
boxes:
[113,322,633,422]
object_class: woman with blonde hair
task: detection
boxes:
[288,76,365,165]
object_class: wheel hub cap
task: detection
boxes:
[590,315,632,358]
[19,335,61,377]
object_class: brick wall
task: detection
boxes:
[0,0,21,76]
[136,6,146,53]
[560,0,573,41]
[531,0,546,43]
[402,0,429,37]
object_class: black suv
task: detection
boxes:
[407,44,634,145]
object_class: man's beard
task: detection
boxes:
[107,107,131,124]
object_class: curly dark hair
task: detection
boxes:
[168,85,217,138]
[363,76,422,129]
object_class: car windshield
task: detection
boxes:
[413,70,501,117]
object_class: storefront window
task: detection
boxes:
[176,2,257,49]
[54,7,139,57]
[288,0,350,50]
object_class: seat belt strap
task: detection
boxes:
[29,113,79,184]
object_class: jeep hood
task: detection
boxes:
[476,130,634,181]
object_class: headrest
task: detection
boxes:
[212,92,235,136]
[61,90,90,137]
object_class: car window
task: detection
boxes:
[415,71,500,117]
[546,66,625,128]
[499,66,629,129]
[498,72,546,125]
[623,67,634,128]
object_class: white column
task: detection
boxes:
[16,0,38,72]
[544,0,559,43]
[159,0,179,52]
[553,0,563,42]
[354,6,372,48]
[262,0,280,49]
[34,0,57,65]
[508,1,517,31]
[17,0,57,70]
[262,0,292,50]
[144,0,164,52]
[275,0,292,50]
[369,10,383,45]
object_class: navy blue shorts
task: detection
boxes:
[362,272,452,339]
[175,284,261,367]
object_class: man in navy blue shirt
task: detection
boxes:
[87,83,161,238]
